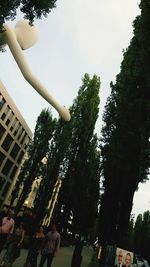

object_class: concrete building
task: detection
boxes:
[24,177,41,208]
[0,81,32,206]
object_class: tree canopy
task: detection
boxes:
[12,108,56,213]
[98,0,150,247]
[33,74,101,237]
[0,0,57,31]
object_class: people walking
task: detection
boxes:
[2,221,25,267]
[38,223,60,267]
[24,226,45,267]
[0,209,15,253]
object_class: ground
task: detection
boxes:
[1,246,93,267]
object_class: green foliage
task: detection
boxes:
[126,211,150,262]
[12,108,56,213]
[33,74,101,235]
[99,0,150,246]
[33,117,74,224]
[59,74,100,237]
[134,211,150,261]
[126,215,134,250]
[0,0,57,31]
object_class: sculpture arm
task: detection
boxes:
[3,23,71,121]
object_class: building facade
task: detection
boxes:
[0,81,32,206]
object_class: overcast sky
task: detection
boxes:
[0,0,149,218]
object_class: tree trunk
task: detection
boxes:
[71,240,83,267]
[99,245,116,267]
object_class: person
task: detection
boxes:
[115,250,124,267]
[22,210,34,236]
[124,253,132,267]
[38,223,60,267]
[0,207,8,265]
[24,226,45,267]
[0,210,15,253]
[2,221,25,267]
[0,207,7,226]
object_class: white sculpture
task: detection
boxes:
[0,20,71,121]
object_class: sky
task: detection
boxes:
[0,0,149,218]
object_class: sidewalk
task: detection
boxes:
[2,246,93,267]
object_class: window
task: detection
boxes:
[18,126,23,140]
[4,105,10,114]
[0,176,5,190]
[10,143,20,159]
[1,105,10,121]
[0,95,5,110]
[20,133,27,146]
[14,121,19,136]
[1,112,6,120]
[2,159,13,176]
[6,118,10,126]
[2,182,10,197]
[17,150,24,164]
[0,124,5,140]
[0,151,5,165]
[1,134,13,152]
[20,131,25,144]
[9,165,18,180]
[23,136,30,149]
[10,118,17,132]
[9,111,14,121]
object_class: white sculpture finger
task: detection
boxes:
[2,21,71,121]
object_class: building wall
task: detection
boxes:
[24,177,41,208]
[0,81,32,206]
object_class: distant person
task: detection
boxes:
[2,221,25,267]
[22,210,35,237]
[115,250,124,267]
[24,226,45,267]
[125,253,132,267]
[0,209,15,253]
[0,208,7,267]
[0,207,7,226]
[38,223,60,267]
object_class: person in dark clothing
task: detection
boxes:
[0,207,7,226]
[38,223,60,267]
[2,221,25,267]
[0,209,15,253]
[24,226,45,267]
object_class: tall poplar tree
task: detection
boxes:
[33,74,101,234]
[99,0,150,249]
[33,116,74,225]
[13,109,56,213]
[65,74,100,238]
[134,211,150,261]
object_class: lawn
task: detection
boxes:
[1,246,93,267]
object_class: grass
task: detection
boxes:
[1,246,93,267]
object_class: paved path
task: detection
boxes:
[1,246,93,267]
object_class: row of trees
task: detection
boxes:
[11,74,101,241]
[1,0,149,261]
[87,211,150,267]
[127,211,150,262]
[98,0,150,250]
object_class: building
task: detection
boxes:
[24,177,41,208]
[24,157,47,208]
[0,81,32,206]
